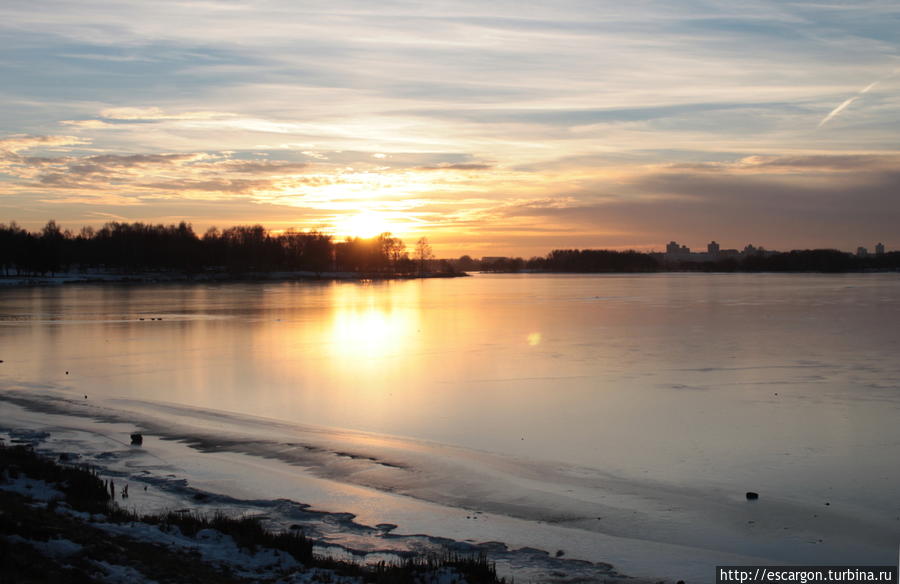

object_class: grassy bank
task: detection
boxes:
[0,441,505,583]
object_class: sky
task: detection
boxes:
[1,1,898,257]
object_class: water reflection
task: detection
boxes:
[2,274,900,518]
[327,282,419,364]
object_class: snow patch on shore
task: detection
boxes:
[3,534,83,558]
[0,475,65,501]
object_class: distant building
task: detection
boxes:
[875,242,885,256]
[661,239,776,263]
[665,241,691,256]
[857,247,868,258]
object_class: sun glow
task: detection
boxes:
[333,211,401,239]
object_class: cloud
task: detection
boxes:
[144,178,275,194]
[737,154,900,172]
[417,163,493,171]
[668,154,900,174]
[60,120,116,129]
[494,154,900,251]
[76,153,208,168]
[0,135,89,155]
[0,135,318,203]
[1,3,899,254]
[219,160,308,174]
[99,107,231,121]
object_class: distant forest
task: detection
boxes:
[471,248,900,273]
[0,220,446,276]
[2,220,898,277]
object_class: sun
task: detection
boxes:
[333,211,398,239]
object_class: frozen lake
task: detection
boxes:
[2,273,899,581]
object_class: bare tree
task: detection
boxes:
[414,237,434,274]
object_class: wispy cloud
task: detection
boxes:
[417,163,493,171]
[99,107,232,121]
[0,134,88,155]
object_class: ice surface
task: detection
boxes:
[4,274,900,582]
[3,390,895,583]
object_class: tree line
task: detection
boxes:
[2,220,897,277]
[0,220,445,276]
[454,248,900,273]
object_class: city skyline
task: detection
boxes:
[1,2,899,257]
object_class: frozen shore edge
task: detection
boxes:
[0,270,468,287]
[0,417,648,584]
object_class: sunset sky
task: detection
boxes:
[1,1,898,257]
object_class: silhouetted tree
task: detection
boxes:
[456,255,477,271]
[528,249,657,273]
[4,220,898,277]
[414,237,434,274]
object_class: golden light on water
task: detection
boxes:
[331,308,409,351]
[327,283,419,363]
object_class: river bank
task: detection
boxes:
[0,398,650,584]
[0,270,467,287]
[0,439,509,583]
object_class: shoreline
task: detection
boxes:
[0,439,511,584]
[4,385,898,582]
[8,389,888,584]
[0,414,645,584]
[2,270,897,289]
[0,390,677,583]
[0,270,468,288]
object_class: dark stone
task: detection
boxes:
[746,491,759,500]
[130,433,143,445]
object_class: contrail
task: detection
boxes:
[818,69,898,128]
[818,80,880,128]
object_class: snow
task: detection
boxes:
[3,535,83,558]
[0,475,65,501]
[0,468,471,583]
[94,521,320,581]
[90,520,470,583]
[91,560,160,584]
